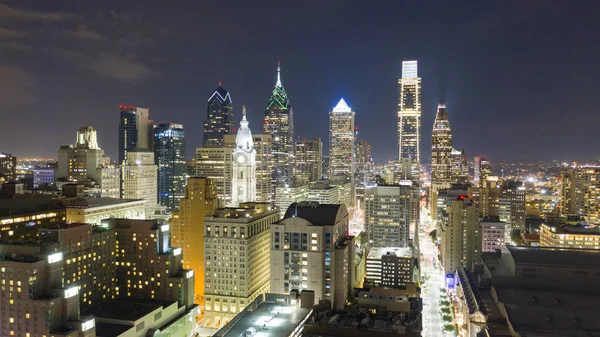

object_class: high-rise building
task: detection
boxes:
[275,184,308,217]
[231,106,257,206]
[195,147,233,206]
[294,137,323,186]
[204,83,234,147]
[431,104,453,184]
[118,105,153,163]
[122,150,157,215]
[264,61,294,187]
[32,167,54,188]
[0,152,17,182]
[203,203,279,327]
[474,156,491,186]
[540,223,600,249]
[154,123,186,210]
[559,167,600,223]
[225,134,273,203]
[470,178,525,235]
[480,218,506,253]
[0,219,198,337]
[171,177,218,302]
[329,98,355,180]
[270,202,355,310]
[365,184,414,248]
[397,60,422,177]
[451,148,468,180]
[356,139,373,173]
[365,247,416,287]
[440,196,480,275]
[57,126,120,198]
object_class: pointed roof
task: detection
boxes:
[332,98,352,112]
[265,61,291,111]
[207,83,232,105]
[235,105,254,152]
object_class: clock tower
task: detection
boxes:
[231,105,257,206]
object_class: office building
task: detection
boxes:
[473,156,491,186]
[122,150,157,215]
[195,147,233,206]
[275,184,308,217]
[430,104,453,217]
[322,156,330,179]
[450,148,468,180]
[440,196,480,275]
[0,194,66,241]
[57,126,120,198]
[356,139,373,173]
[231,106,257,206]
[0,152,17,182]
[480,218,506,253]
[560,167,600,223]
[365,247,416,287]
[203,203,279,327]
[204,83,234,147]
[154,123,186,211]
[270,202,355,310]
[65,197,146,226]
[32,167,54,188]
[118,105,154,163]
[226,134,274,203]
[470,178,525,235]
[171,177,218,302]
[0,219,197,337]
[365,184,413,248]
[539,223,600,249]
[264,61,294,187]
[307,179,343,205]
[329,98,355,180]
[397,60,422,177]
[295,137,323,186]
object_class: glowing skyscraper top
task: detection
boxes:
[397,60,422,177]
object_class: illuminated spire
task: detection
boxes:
[276,60,282,87]
[236,105,253,150]
[332,98,351,112]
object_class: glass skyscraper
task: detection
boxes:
[329,98,355,179]
[118,105,153,163]
[397,61,422,177]
[203,83,233,148]
[154,123,186,210]
[264,61,294,187]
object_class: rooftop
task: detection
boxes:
[283,202,345,226]
[0,195,64,217]
[83,297,176,322]
[543,223,600,235]
[66,197,143,209]
[368,247,413,259]
[507,245,600,268]
[220,302,311,337]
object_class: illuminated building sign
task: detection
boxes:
[48,252,63,264]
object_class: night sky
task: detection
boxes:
[1,1,599,164]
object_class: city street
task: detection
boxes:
[418,208,455,337]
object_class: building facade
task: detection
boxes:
[122,150,157,215]
[295,138,323,186]
[365,184,413,248]
[356,139,373,173]
[263,61,294,187]
[231,107,257,206]
[540,223,600,249]
[65,198,146,226]
[480,219,506,253]
[171,177,218,302]
[440,196,480,275]
[329,98,355,180]
[397,60,422,177]
[118,105,153,163]
[154,123,186,211]
[365,247,415,288]
[203,203,279,327]
[195,147,233,206]
[0,152,17,182]
[204,83,234,148]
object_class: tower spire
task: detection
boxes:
[276,60,282,87]
[242,105,247,121]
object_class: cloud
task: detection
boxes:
[0,4,80,22]
[0,41,31,51]
[61,25,103,40]
[0,65,35,108]
[88,53,153,83]
[0,27,26,38]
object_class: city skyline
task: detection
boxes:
[2,1,600,164]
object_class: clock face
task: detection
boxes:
[237,155,246,164]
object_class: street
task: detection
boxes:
[418,208,456,337]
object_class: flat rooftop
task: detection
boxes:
[544,223,600,235]
[82,297,176,322]
[0,195,64,217]
[368,246,413,259]
[507,245,600,268]
[221,302,310,337]
[66,197,142,209]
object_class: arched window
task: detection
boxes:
[240,171,244,179]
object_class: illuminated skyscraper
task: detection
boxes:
[474,156,491,186]
[294,137,323,186]
[264,61,294,187]
[397,60,422,176]
[431,104,453,184]
[365,184,414,248]
[122,150,157,215]
[204,83,234,147]
[356,139,373,172]
[440,196,480,275]
[231,106,257,206]
[451,148,468,180]
[195,147,233,205]
[329,98,355,179]
[225,134,273,203]
[0,152,16,182]
[171,177,218,302]
[154,123,186,210]
[118,105,154,162]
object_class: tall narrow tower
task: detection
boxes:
[329,98,355,180]
[118,105,152,163]
[397,61,422,177]
[264,61,294,187]
[431,104,453,184]
[232,106,257,206]
[204,83,234,147]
